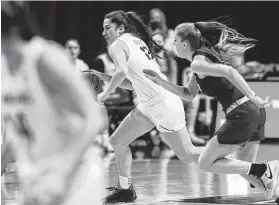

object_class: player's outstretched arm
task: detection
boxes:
[84,70,133,90]
[97,40,132,103]
[143,69,199,101]
[191,55,272,108]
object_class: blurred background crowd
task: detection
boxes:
[28,1,279,159]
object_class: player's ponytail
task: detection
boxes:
[125,11,159,63]
[195,21,256,64]
[175,20,257,65]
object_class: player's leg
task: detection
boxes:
[198,135,253,173]
[234,140,265,190]
[109,107,154,179]
[161,125,204,163]
[235,107,279,200]
[153,94,204,163]
[198,103,279,200]
[104,107,155,204]
[198,135,279,200]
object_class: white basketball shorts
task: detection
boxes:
[137,93,186,133]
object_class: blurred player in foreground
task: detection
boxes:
[1,1,106,204]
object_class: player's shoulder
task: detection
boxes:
[118,33,143,44]
[108,38,127,56]
[192,52,214,66]
[117,33,132,41]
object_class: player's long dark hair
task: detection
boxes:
[105,10,160,63]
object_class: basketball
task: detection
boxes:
[81,71,104,95]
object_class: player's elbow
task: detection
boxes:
[188,91,198,101]
[190,89,199,100]
[182,87,196,101]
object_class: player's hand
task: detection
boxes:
[143,69,164,85]
[97,91,109,104]
[250,95,273,108]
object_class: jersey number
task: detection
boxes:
[3,112,34,141]
[140,46,154,60]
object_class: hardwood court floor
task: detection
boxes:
[2,141,279,205]
[106,159,278,205]
[105,141,279,205]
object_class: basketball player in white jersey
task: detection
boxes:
[85,10,205,204]
[1,2,105,205]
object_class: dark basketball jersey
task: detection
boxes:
[192,48,244,111]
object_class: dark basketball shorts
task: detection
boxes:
[214,101,266,145]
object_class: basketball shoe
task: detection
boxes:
[103,183,137,204]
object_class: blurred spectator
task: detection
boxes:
[148,8,176,55]
[182,67,206,145]
[152,32,178,84]
[65,38,89,72]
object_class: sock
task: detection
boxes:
[248,163,267,178]
[119,175,131,189]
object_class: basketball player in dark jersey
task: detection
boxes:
[144,21,279,203]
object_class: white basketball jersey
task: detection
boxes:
[117,33,169,103]
[1,37,71,162]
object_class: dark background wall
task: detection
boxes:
[29,1,279,64]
